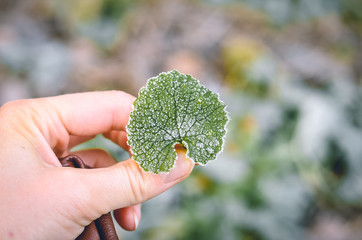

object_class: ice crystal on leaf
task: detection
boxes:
[127,70,229,173]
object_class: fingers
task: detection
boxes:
[2,91,135,159]
[113,204,141,231]
[74,149,194,216]
[70,149,143,231]
[19,91,135,155]
[70,149,144,231]
[48,91,135,136]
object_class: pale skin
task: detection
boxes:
[0,91,194,240]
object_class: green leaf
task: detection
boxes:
[126,70,229,173]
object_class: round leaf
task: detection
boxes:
[127,70,229,173]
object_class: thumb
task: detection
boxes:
[75,148,194,216]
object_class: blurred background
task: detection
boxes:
[1,0,362,239]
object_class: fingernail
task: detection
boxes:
[160,149,193,183]
[134,213,139,230]
[133,204,141,230]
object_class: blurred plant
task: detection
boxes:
[2,0,362,239]
[222,37,277,97]
[340,0,362,82]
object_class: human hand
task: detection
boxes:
[0,91,194,240]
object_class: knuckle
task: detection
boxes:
[0,99,25,115]
[0,98,49,135]
[0,98,40,119]
[123,161,147,204]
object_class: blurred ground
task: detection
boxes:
[1,0,362,239]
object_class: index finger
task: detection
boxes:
[36,91,135,156]
[49,91,135,136]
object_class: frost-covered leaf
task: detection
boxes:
[127,70,229,173]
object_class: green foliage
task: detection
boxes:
[101,0,140,20]
[127,70,229,173]
[341,0,362,31]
